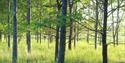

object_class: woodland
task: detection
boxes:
[0,0,125,63]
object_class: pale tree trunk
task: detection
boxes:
[116,0,119,45]
[111,0,115,46]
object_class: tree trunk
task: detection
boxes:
[76,25,79,42]
[57,0,67,63]
[55,25,59,61]
[102,0,108,63]
[111,0,115,46]
[27,0,31,53]
[99,34,102,45]
[86,29,89,43]
[95,0,99,49]
[40,32,42,43]
[55,0,60,61]
[12,0,17,63]
[68,0,73,50]
[0,30,2,41]
[116,0,119,45]
[74,23,76,48]
[7,0,10,48]
[36,31,39,43]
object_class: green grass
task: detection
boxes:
[0,39,125,63]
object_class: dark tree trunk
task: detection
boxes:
[40,32,42,43]
[36,31,39,43]
[86,29,89,43]
[95,0,99,49]
[57,0,67,63]
[68,0,73,50]
[27,0,31,53]
[55,25,59,61]
[7,0,10,48]
[12,0,17,63]
[0,31,2,41]
[55,0,61,61]
[102,0,108,63]
[43,35,46,42]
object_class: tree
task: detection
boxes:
[111,0,115,46]
[12,0,17,63]
[7,0,10,48]
[68,0,73,50]
[102,0,108,63]
[94,0,99,49]
[57,0,67,63]
[0,31,1,41]
[116,0,120,45]
[26,0,31,53]
[86,29,89,43]
[55,0,61,61]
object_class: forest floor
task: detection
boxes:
[0,39,125,63]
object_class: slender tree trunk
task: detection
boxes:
[7,0,10,48]
[0,30,2,41]
[99,34,102,45]
[39,5,42,44]
[111,0,115,46]
[116,0,119,45]
[86,29,89,43]
[95,0,99,49]
[27,0,31,53]
[76,25,79,42]
[102,0,108,63]
[57,0,67,63]
[68,0,73,50]
[55,25,59,61]
[12,0,17,63]
[74,23,76,48]
[48,33,50,48]
[40,31,42,43]
[36,30,39,43]
[55,0,60,61]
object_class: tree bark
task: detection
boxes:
[55,0,61,61]
[55,25,59,61]
[12,0,17,63]
[27,0,31,53]
[102,0,108,63]
[95,0,99,49]
[86,29,89,43]
[116,0,119,45]
[74,23,76,48]
[57,0,67,63]
[7,0,10,48]
[68,0,73,50]
[111,0,115,46]
[0,30,2,41]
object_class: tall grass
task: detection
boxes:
[0,39,125,63]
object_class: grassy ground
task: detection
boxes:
[0,39,125,63]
